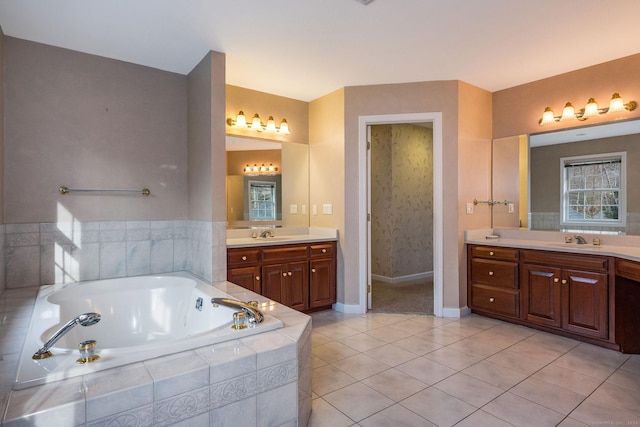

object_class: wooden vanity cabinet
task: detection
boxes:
[467,245,520,319]
[614,259,640,353]
[227,241,337,312]
[520,250,610,340]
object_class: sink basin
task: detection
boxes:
[256,237,293,242]
[544,242,602,249]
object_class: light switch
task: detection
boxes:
[290,204,298,214]
[466,203,473,214]
[312,204,318,215]
[301,204,307,214]
[323,204,333,215]
[508,203,514,213]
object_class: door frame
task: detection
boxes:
[358,112,444,316]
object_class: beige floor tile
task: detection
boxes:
[423,346,482,371]
[364,324,416,343]
[324,382,394,422]
[311,355,328,369]
[415,327,464,345]
[487,348,549,376]
[551,352,618,381]
[620,354,640,374]
[312,341,359,364]
[394,334,443,356]
[366,344,417,367]
[332,353,390,381]
[308,398,354,427]
[433,372,504,408]
[556,417,590,427]
[313,323,361,340]
[454,409,516,427]
[395,357,456,386]
[521,331,580,353]
[587,381,640,416]
[400,387,475,427]
[569,397,640,426]
[447,336,505,358]
[507,339,567,363]
[438,321,487,337]
[338,332,386,352]
[361,368,428,401]
[567,342,630,370]
[359,404,436,427]
[462,360,528,390]
[312,332,333,347]
[483,392,565,427]
[510,377,586,415]
[312,364,357,396]
[531,364,602,396]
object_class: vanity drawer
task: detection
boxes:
[470,259,518,288]
[310,243,335,258]
[521,250,609,273]
[470,245,519,261]
[227,248,261,267]
[262,245,308,263]
[471,284,519,317]
[616,258,640,281]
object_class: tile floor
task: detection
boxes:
[307,310,640,427]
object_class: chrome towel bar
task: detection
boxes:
[59,186,151,196]
[473,198,511,206]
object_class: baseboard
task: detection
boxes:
[333,302,366,314]
[371,271,433,284]
[442,306,471,318]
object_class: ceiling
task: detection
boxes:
[2,1,640,102]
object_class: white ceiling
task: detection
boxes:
[2,1,640,102]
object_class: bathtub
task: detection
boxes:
[14,274,283,390]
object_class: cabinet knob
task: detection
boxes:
[562,279,567,284]
[312,268,316,273]
[256,276,260,281]
[241,256,247,261]
[288,272,292,276]
[322,248,327,253]
[283,273,287,277]
[489,297,495,302]
[488,271,494,276]
[553,278,559,283]
[489,251,495,256]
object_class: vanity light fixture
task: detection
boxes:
[227,111,290,134]
[243,163,279,174]
[539,93,637,125]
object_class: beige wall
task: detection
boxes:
[4,37,189,223]
[493,53,640,139]
[371,124,433,279]
[226,85,309,144]
[0,27,5,294]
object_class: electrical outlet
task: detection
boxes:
[301,204,306,214]
[508,203,514,213]
[466,203,473,214]
[290,204,298,214]
[323,204,333,215]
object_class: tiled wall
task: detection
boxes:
[530,211,640,235]
[4,220,226,288]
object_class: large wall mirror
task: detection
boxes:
[492,118,640,235]
[226,136,309,228]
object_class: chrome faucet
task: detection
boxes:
[33,312,101,360]
[211,298,265,325]
[259,230,273,238]
[575,235,587,244]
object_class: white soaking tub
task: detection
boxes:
[14,274,283,389]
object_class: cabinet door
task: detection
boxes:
[262,264,285,304]
[562,269,608,339]
[228,266,261,294]
[310,258,336,309]
[522,264,562,327]
[281,261,309,311]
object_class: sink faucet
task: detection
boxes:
[211,298,265,325]
[575,235,587,244]
[259,230,273,238]
[32,312,101,359]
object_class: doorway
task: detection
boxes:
[368,123,434,314]
[357,112,444,316]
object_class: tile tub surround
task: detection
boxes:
[4,220,227,288]
[0,279,312,426]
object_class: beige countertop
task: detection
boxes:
[465,228,640,263]
[226,227,338,248]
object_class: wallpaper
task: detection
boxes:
[371,124,434,280]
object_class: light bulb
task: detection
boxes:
[279,119,290,134]
[251,114,263,130]
[560,102,576,121]
[608,93,625,113]
[236,111,247,127]
[266,116,277,132]
[583,98,599,118]
[540,107,556,125]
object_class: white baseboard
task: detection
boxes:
[371,271,433,284]
[442,306,471,318]
[333,302,366,314]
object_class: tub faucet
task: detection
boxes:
[32,312,101,360]
[575,235,587,244]
[211,298,265,325]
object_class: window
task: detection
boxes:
[248,180,277,221]
[560,152,626,228]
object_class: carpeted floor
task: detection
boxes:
[370,278,434,314]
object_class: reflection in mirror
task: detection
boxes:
[492,118,640,235]
[226,136,309,228]
[491,135,528,229]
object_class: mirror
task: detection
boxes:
[492,118,640,235]
[226,136,309,228]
